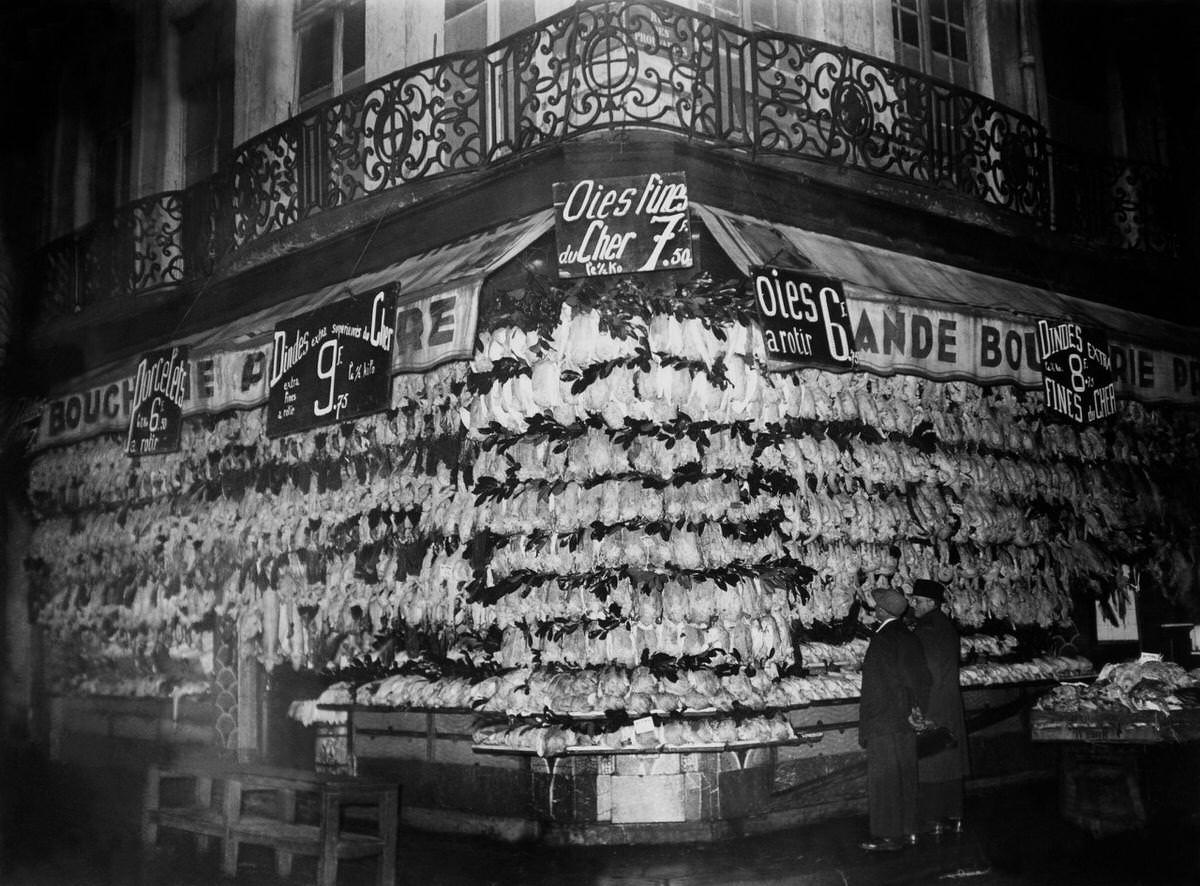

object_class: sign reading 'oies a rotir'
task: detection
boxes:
[1036,318,1117,424]
[126,346,188,456]
[751,266,856,368]
[554,172,693,278]
[267,286,397,438]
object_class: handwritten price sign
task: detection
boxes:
[266,286,398,438]
[554,172,693,278]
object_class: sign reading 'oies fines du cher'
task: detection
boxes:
[1036,318,1118,425]
[553,172,694,278]
[125,346,188,456]
[266,286,398,438]
[751,266,857,369]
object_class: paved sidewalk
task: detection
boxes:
[3,777,1198,885]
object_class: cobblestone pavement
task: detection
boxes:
[3,776,1198,885]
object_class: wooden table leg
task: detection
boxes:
[141,766,161,846]
[221,778,243,877]
[318,789,340,886]
[377,787,398,886]
[275,787,296,877]
[194,776,213,854]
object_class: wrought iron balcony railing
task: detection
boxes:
[38,0,1178,315]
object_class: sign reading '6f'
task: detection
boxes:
[751,266,856,369]
[553,172,694,278]
[266,286,398,438]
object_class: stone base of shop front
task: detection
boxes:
[42,684,1059,845]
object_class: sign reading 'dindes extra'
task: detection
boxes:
[125,346,188,456]
[1036,318,1117,424]
[751,266,856,368]
[554,172,693,278]
[267,286,397,438]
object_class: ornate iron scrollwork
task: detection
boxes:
[40,0,1177,312]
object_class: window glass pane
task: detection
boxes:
[900,11,919,46]
[950,27,967,61]
[931,55,949,81]
[299,14,334,97]
[499,0,535,37]
[343,1,366,76]
[930,0,946,20]
[445,0,484,20]
[948,0,966,26]
[931,22,948,55]
[445,2,486,52]
[751,0,777,30]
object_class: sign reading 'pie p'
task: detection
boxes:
[1036,318,1117,424]
[554,172,693,278]
[125,346,188,456]
[267,286,397,438]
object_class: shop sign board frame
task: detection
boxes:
[125,346,188,456]
[750,266,856,369]
[266,285,398,438]
[1036,318,1118,425]
[554,172,694,278]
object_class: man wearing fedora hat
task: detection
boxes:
[858,587,931,852]
[910,578,969,835]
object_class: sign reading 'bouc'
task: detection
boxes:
[553,172,694,278]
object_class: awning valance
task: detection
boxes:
[695,203,1200,405]
[35,211,555,450]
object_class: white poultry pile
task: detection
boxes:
[27,283,1200,721]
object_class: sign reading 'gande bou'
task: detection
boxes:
[266,286,398,438]
[553,172,693,278]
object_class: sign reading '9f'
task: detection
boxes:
[266,286,397,438]
[751,266,856,369]
[553,172,694,278]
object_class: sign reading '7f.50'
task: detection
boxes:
[266,285,398,438]
[553,172,694,278]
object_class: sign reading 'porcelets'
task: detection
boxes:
[267,286,397,438]
[1036,318,1117,424]
[553,172,693,278]
[125,346,188,456]
[751,266,856,369]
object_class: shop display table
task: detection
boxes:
[142,760,398,885]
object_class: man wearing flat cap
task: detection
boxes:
[910,579,969,835]
[858,587,931,851]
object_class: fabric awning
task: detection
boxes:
[694,203,1197,355]
[695,203,1200,404]
[35,210,556,449]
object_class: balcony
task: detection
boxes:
[37,0,1180,316]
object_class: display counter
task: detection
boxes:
[312,675,1082,843]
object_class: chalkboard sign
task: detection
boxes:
[126,346,188,456]
[554,172,693,278]
[1036,318,1117,424]
[751,266,856,368]
[266,286,397,438]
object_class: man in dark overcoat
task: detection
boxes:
[910,578,969,834]
[858,587,931,851]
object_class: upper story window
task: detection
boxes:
[694,0,799,31]
[444,0,534,53]
[296,0,365,110]
[892,0,971,87]
[179,0,234,186]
